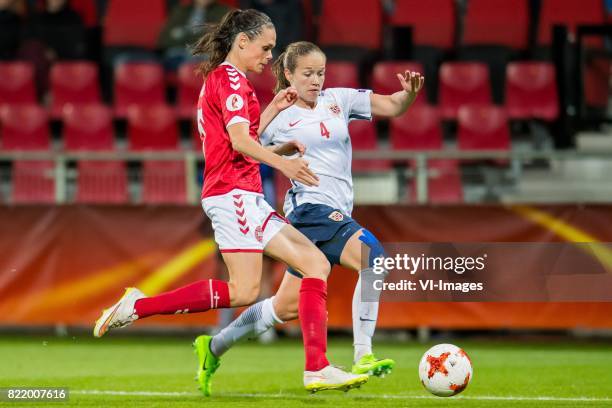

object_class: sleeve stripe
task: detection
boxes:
[226,116,249,129]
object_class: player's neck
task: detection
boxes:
[224,54,247,74]
[295,98,317,110]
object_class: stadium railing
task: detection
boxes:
[1,149,611,205]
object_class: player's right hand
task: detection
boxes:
[280,158,319,187]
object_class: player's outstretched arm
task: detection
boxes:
[267,140,306,157]
[258,87,298,136]
[370,70,425,118]
[228,123,318,186]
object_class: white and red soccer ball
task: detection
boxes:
[418,344,473,397]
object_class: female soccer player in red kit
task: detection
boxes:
[93,9,368,392]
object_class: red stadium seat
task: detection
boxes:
[247,65,275,109]
[114,62,165,118]
[318,0,382,50]
[62,104,114,151]
[390,0,455,49]
[11,161,56,204]
[409,160,463,204]
[127,105,179,150]
[76,161,128,203]
[273,169,292,211]
[439,62,492,119]
[142,161,187,204]
[50,62,101,118]
[372,61,426,105]
[584,57,610,109]
[390,106,443,150]
[177,62,203,119]
[71,0,98,28]
[0,62,36,108]
[463,0,529,49]
[349,120,390,171]
[457,105,510,150]
[103,0,167,48]
[0,105,49,150]
[505,62,559,121]
[324,62,359,89]
[538,0,605,47]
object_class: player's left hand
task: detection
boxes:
[274,140,306,157]
[397,70,425,97]
[272,87,298,111]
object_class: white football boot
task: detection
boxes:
[93,287,145,337]
[304,364,368,393]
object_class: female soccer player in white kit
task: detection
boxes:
[195,41,425,395]
[93,13,367,393]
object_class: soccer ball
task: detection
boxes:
[418,344,472,397]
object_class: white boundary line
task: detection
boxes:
[72,390,611,402]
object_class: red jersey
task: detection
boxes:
[197,62,263,199]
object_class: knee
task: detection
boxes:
[300,251,331,280]
[360,229,386,265]
[228,281,260,307]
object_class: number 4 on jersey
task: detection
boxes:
[320,122,330,139]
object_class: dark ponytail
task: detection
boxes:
[272,41,324,93]
[192,9,274,77]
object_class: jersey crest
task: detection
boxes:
[328,211,344,222]
[328,104,341,116]
[255,225,263,242]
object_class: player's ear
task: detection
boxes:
[284,68,293,83]
[236,32,248,50]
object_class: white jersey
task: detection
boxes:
[260,87,372,217]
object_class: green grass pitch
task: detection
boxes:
[0,335,611,407]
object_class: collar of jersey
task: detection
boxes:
[221,61,246,77]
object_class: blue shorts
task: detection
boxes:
[286,203,363,278]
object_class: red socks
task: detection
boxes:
[299,277,330,372]
[134,279,230,319]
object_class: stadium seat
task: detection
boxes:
[457,105,510,150]
[409,160,463,204]
[76,161,128,203]
[0,62,36,108]
[324,62,359,89]
[538,0,605,47]
[177,62,203,119]
[142,160,187,204]
[390,0,455,50]
[103,0,167,48]
[11,161,56,204]
[372,61,426,105]
[505,62,559,121]
[390,106,443,151]
[318,0,382,50]
[439,62,492,120]
[0,105,49,150]
[247,65,275,109]
[50,62,101,119]
[70,0,98,28]
[62,104,114,151]
[463,0,529,50]
[127,105,179,150]
[114,62,165,118]
[349,120,390,171]
[584,57,610,109]
[273,169,292,210]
